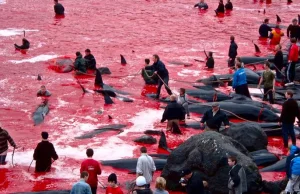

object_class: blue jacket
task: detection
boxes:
[232,68,247,89]
[149,60,169,78]
[286,145,300,178]
[70,179,92,194]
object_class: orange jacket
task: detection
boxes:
[270,28,284,45]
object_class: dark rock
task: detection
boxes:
[161,131,262,194]
[262,178,288,194]
[220,122,268,152]
[134,135,157,144]
[98,67,111,75]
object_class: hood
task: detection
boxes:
[290,145,300,155]
[274,28,281,33]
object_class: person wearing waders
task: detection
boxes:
[148,55,172,99]
[0,127,16,165]
[33,132,58,172]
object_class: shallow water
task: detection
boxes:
[0,0,299,193]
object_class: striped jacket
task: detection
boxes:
[0,128,16,154]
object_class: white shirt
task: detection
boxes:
[136,154,156,184]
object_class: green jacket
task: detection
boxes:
[141,69,158,85]
[74,55,86,73]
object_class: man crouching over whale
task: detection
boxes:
[200,102,230,131]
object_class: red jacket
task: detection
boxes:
[106,186,124,194]
[80,158,102,187]
[289,44,299,62]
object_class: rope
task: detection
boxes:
[28,159,33,172]
[12,147,15,166]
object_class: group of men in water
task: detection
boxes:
[194,0,233,14]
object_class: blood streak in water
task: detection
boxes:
[0,0,298,193]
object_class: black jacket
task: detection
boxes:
[200,109,229,130]
[279,98,300,123]
[33,141,58,172]
[287,24,300,39]
[206,57,214,68]
[84,54,97,70]
[259,24,272,38]
[186,172,205,194]
[229,164,242,187]
[0,128,16,154]
[161,101,185,122]
[225,2,233,9]
[228,41,238,58]
[54,3,65,15]
[74,54,87,73]
[149,60,169,78]
[216,3,225,13]
[268,50,284,70]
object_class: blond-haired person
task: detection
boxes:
[154,177,169,194]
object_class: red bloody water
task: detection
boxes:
[0,0,299,193]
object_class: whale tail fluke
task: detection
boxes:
[95,69,104,87]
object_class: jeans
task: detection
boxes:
[263,87,274,104]
[285,175,300,193]
[156,76,172,98]
[282,123,296,148]
[0,154,6,164]
[182,102,190,117]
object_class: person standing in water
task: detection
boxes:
[287,18,299,40]
[215,0,225,14]
[149,54,172,99]
[225,0,233,10]
[84,49,97,70]
[14,38,30,50]
[228,36,238,67]
[194,0,208,10]
[259,19,272,38]
[268,44,284,79]
[205,52,214,69]
[269,25,284,45]
[54,0,64,15]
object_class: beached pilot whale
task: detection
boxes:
[13,191,70,194]
[32,104,49,126]
[260,158,287,172]
[197,68,260,86]
[189,102,279,122]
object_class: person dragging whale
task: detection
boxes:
[257,61,275,104]
[200,102,229,131]
[161,95,186,132]
[74,51,87,74]
[14,38,30,50]
[80,148,102,194]
[33,132,58,172]
[148,54,172,99]
[0,126,16,165]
